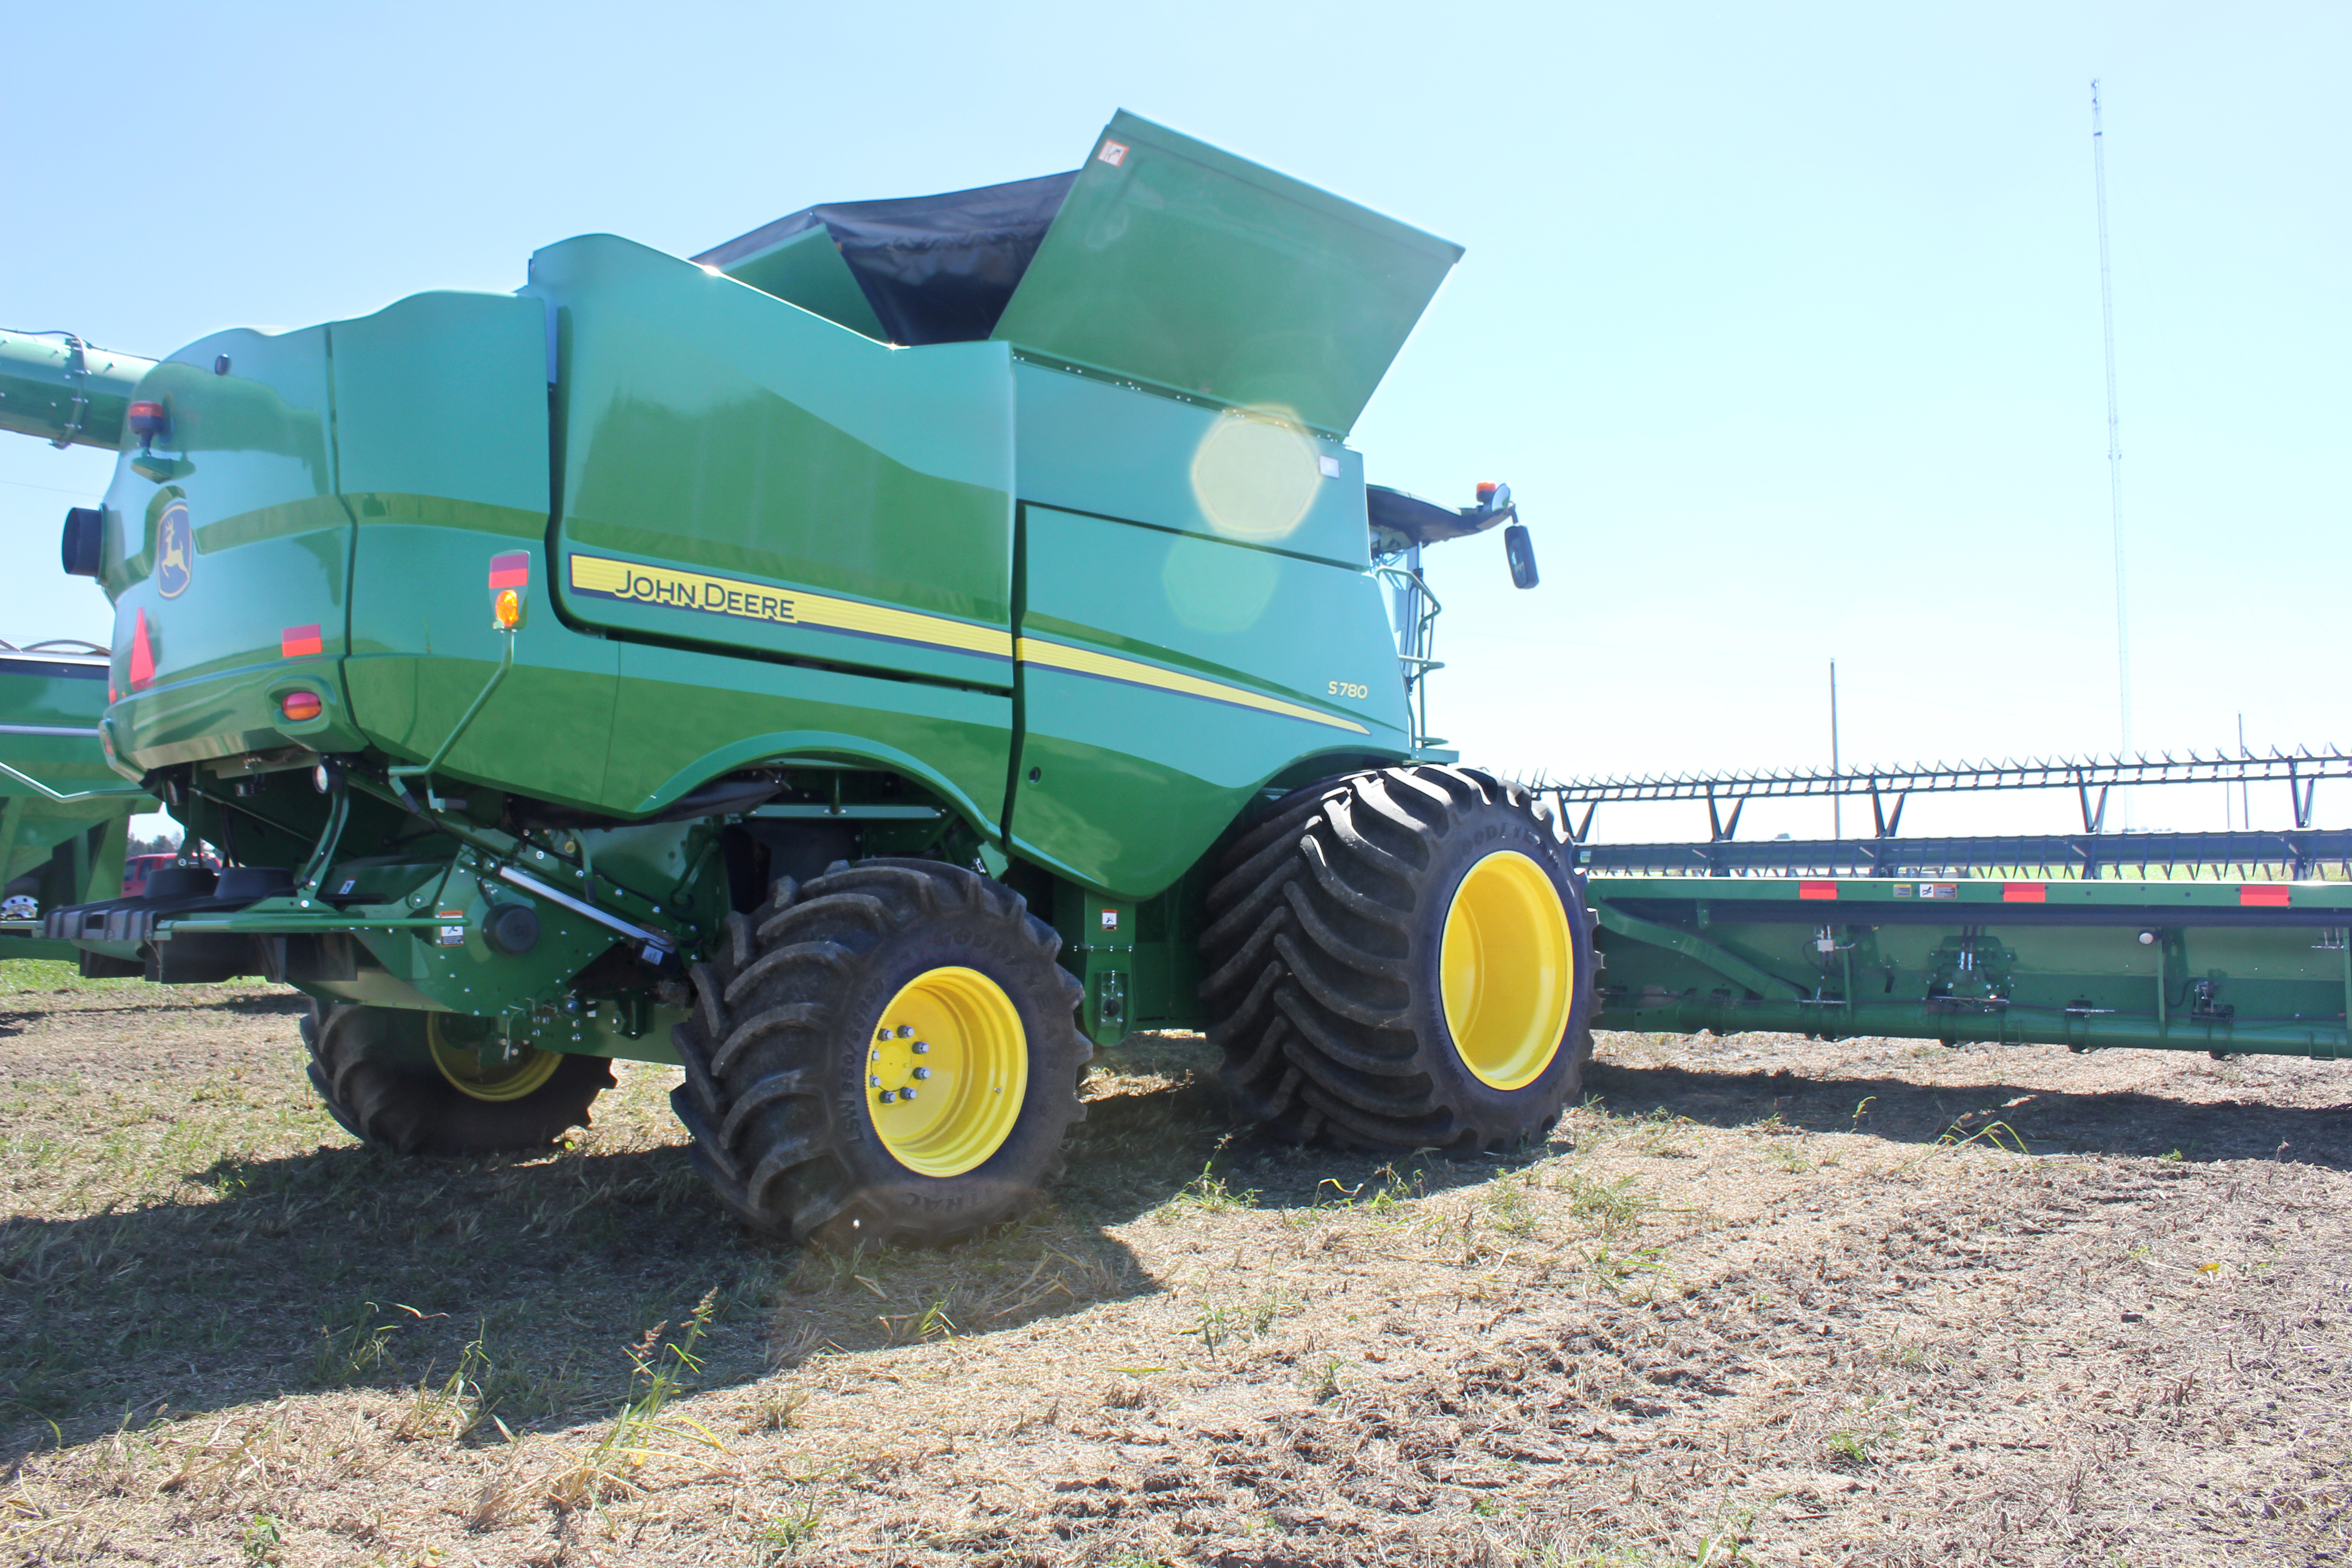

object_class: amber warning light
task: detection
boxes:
[489,552,529,630]
[280,691,323,722]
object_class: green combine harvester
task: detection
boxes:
[2,111,2342,1248]
[0,638,147,958]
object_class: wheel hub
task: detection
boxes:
[867,965,1027,1177]
[1439,849,1574,1091]
[427,1013,563,1102]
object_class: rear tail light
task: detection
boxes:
[488,551,529,630]
[280,691,323,722]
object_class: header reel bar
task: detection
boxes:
[1544,745,2352,854]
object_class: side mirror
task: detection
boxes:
[61,507,103,577]
[1504,523,1539,589]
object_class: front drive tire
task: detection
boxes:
[301,1000,612,1155]
[1200,764,1595,1152]
[669,859,1090,1250]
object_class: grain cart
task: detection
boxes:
[3,113,1587,1247]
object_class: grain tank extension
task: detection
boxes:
[10,112,1580,1247]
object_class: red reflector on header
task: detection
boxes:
[2239,884,2291,907]
[488,552,530,590]
[280,691,323,722]
[1798,880,1838,900]
[281,624,323,659]
[2003,882,2046,902]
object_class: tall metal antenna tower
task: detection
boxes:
[2092,79,2132,826]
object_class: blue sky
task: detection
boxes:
[3,1,2343,842]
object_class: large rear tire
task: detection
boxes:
[668,858,1090,1250]
[1200,764,1594,1151]
[301,1000,612,1155]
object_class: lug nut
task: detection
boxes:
[870,1049,879,1063]
[876,1028,890,1042]
[896,1025,915,1038]
[911,1041,929,1055]
[901,1086,917,1101]
[878,1089,896,1104]
[868,1074,880,1088]
[912,1066,931,1080]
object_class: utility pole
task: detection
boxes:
[2093,79,2133,827]
[1829,659,1842,840]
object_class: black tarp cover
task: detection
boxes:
[695,172,1078,347]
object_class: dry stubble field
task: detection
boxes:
[1,959,2346,1568]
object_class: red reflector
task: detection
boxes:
[2240,884,2291,907]
[127,608,155,690]
[281,623,323,659]
[1798,880,1838,900]
[280,691,323,722]
[2003,882,2046,902]
[488,551,530,591]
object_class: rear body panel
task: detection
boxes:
[335,293,621,809]
[103,324,351,768]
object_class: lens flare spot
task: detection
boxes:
[1161,533,1278,634]
[1189,412,1320,544]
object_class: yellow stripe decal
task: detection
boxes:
[1017,637,1368,734]
[568,555,1012,660]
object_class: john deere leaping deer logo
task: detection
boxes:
[155,500,193,598]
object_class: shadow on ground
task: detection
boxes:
[13,1023,2340,1462]
[1583,1056,2352,1168]
[0,1081,1211,1460]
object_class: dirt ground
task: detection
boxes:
[1,960,2346,1567]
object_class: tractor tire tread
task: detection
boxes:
[1201,764,1594,1154]
[302,999,608,1157]
[670,860,1089,1247]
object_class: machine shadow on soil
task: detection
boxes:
[0,1004,1581,1464]
[1583,1056,2352,1170]
[7,1009,2343,1470]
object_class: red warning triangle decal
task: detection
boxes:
[128,608,156,691]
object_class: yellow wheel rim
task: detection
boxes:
[1439,850,1575,1091]
[867,966,1028,1178]
[427,1013,563,1103]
